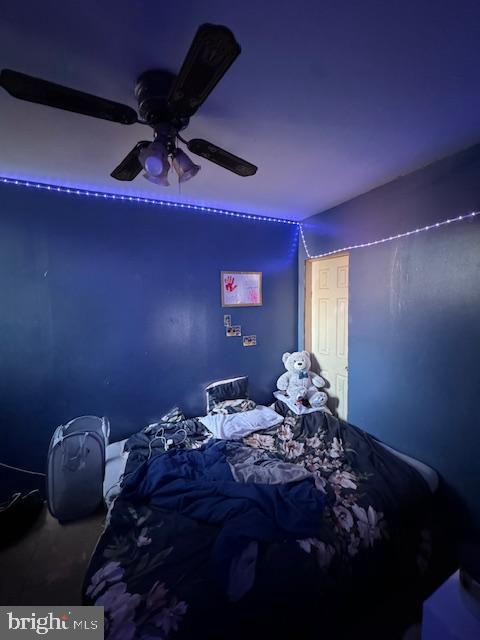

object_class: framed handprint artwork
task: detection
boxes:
[221,271,262,307]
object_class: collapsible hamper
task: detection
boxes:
[47,415,109,522]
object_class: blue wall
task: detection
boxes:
[300,144,480,528]
[0,182,298,498]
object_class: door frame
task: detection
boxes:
[304,252,350,353]
[304,252,350,418]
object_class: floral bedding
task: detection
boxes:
[83,401,434,640]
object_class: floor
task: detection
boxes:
[403,624,422,640]
[0,504,105,605]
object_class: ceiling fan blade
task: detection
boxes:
[187,138,257,177]
[168,24,241,119]
[0,69,138,125]
[111,141,151,181]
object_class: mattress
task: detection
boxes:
[377,441,439,493]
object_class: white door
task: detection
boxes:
[308,254,349,419]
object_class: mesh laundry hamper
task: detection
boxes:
[47,415,109,522]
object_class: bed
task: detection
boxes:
[85,399,439,640]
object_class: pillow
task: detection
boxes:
[205,376,249,412]
[199,405,283,440]
[160,407,185,423]
[145,407,186,434]
[209,398,257,415]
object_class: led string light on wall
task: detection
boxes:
[3,177,478,245]
[300,210,480,259]
[0,177,299,226]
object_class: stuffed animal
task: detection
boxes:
[276,351,328,408]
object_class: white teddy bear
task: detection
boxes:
[276,351,328,409]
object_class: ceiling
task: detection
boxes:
[1,0,479,221]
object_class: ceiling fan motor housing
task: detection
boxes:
[135,69,189,130]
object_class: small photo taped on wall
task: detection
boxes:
[226,325,241,337]
[224,314,232,327]
[243,335,257,347]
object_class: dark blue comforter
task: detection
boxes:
[122,440,325,591]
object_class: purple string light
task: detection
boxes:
[300,211,479,259]
[0,177,300,226]
[3,177,477,250]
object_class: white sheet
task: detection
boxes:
[104,439,129,506]
[199,405,283,440]
[273,391,332,415]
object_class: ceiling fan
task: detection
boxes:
[0,24,257,186]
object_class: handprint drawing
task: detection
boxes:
[225,275,237,292]
[248,289,259,304]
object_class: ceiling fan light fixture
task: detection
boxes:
[144,154,164,176]
[139,140,171,186]
[139,140,168,174]
[172,148,201,183]
[143,171,170,187]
